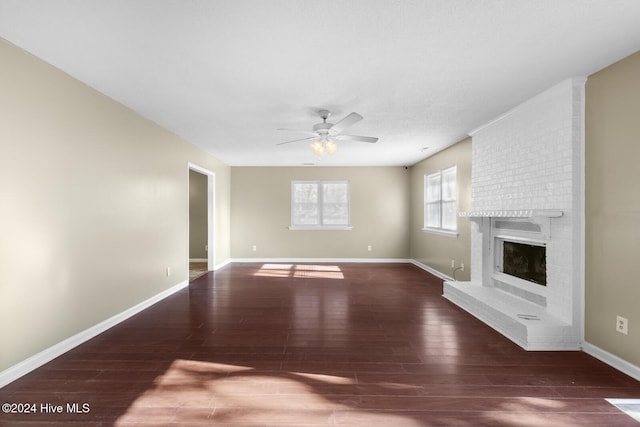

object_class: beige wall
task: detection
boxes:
[189,170,208,259]
[409,138,472,280]
[231,167,410,259]
[585,51,640,366]
[0,39,231,371]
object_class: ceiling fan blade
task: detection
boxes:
[331,112,363,134]
[276,136,317,146]
[336,134,378,143]
[277,128,318,136]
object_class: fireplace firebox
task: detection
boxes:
[498,240,546,286]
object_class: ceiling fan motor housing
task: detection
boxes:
[314,109,333,135]
[313,122,333,133]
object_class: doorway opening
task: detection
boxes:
[188,163,215,281]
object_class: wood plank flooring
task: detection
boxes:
[1,263,639,426]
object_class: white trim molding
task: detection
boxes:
[0,280,188,388]
[422,227,459,238]
[583,341,640,381]
[187,162,216,273]
[214,258,232,271]
[410,259,454,281]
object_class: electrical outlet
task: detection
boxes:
[205,245,208,252]
[252,245,257,252]
[451,259,455,268]
[461,263,465,271]
[367,245,372,252]
[166,267,171,277]
[616,316,628,335]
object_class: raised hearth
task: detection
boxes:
[444,210,580,350]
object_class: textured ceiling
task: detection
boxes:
[1,0,640,166]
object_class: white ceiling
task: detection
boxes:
[1,1,639,167]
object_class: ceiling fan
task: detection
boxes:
[277,110,378,155]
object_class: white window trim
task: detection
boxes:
[423,166,458,238]
[290,180,352,230]
[422,227,459,238]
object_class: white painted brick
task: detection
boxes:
[452,78,585,349]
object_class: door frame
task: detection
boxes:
[187,163,215,272]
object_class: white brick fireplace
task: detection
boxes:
[444,78,585,350]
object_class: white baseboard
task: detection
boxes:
[214,258,231,271]
[582,341,640,381]
[230,257,411,264]
[0,280,188,388]
[189,258,207,263]
[410,259,453,281]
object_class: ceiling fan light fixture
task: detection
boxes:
[325,139,337,154]
[310,140,325,155]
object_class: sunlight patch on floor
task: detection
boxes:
[254,263,345,279]
[115,358,424,426]
[253,263,294,277]
[500,397,566,411]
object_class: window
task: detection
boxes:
[424,166,458,237]
[290,180,351,230]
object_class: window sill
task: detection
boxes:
[422,227,459,238]
[289,225,353,231]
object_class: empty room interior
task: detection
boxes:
[1,1,639,426]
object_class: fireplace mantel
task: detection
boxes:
[459,210,563,239]
[458,209,563,218]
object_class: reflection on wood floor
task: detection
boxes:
[1,263,639,426]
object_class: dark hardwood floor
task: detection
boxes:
[1,263,639,426]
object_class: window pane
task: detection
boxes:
[323,203,348,224]
[294,183,318,203]
[426,174,441,202]
[424,167,457,231]
[291,180,349,227]
[292,182,319,225]
[441,201,457,230]
[322,183,347,203]
[442,167,457,201]
[426,202,441,228]
[322,182,348,225]
[294,203,319,225]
